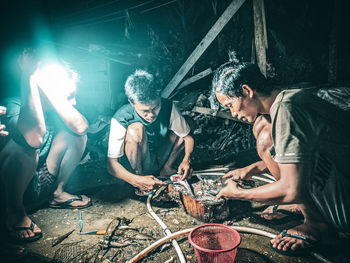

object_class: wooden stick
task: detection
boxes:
[253,0,267,77]
[192,106,252,124]
[178,68,212,90]
[162,0,246,98]
[193,167,228,173]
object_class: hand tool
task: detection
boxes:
[79,230,106,235]
[78,211,83,233]
[52,229,75,247]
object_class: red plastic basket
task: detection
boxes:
[188,224,241,263]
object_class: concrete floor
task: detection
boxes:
[4,168,347,263]
[12,180,346,263]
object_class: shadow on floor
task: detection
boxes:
[236,248,272,263]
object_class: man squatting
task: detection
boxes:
[107,70,194,195]
[213,61,350,255]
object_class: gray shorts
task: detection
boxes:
[310,154,350,233]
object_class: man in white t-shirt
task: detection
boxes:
[107,70,194,194]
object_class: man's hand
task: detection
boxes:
[177,159,192,180]
[223,167,252,180]
[216,179,242,200]
[133,175,166,192]
[0,106,9,136]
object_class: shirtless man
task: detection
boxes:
[213,61,350,255]
[224,115,301,223]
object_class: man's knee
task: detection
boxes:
[55,130,87,150]
[1,139,39,162]
[126,122,146,144]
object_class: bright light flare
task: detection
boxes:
[36,64,77,101]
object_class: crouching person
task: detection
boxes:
[107,70,194,195]
[0,50,91,243]
[213,61,350,255]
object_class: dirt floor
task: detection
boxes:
[9,170,349,263]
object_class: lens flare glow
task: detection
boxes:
[36,64,77,100]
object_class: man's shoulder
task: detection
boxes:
[272,89,315,111]
[161,98,172,105]
[113,103,133,118]
[112,103,136,128]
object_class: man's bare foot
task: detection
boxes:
[270,221,336,254]
[261,204,302,221]
[50,192,91,208]
[7,213,42,241]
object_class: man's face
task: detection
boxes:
[215,90,258,123]
[131,99,161,123]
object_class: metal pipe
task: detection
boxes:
[146,193,186,263]
[127,225,332,263]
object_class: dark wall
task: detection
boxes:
[1,0,349,104]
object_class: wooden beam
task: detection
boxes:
[162,0,246,98]
[253,0,267,77]
[328,0,339,83]
[170,69,213,99]
[192,106,251,124]
[178,68,212,90]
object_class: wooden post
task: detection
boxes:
[253,0,267,77]
[192,106,251,124]
[176,68,212,90]
[328,0,339,83]
[162,0,246,98]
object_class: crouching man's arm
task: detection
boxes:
[217,163,304,205]
[107,118,165,192]
[107,158,165,192]
[177,134,194,180]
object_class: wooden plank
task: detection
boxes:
[170,68,212,98]
[328,0,339,83]
[192,106,251,124]
[261,0,268,48]
[177,68,213,90]
[253,0,267,77]
[162,0,246,98]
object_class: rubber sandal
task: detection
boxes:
[10,220,42,243]
[49,195,92,209]
[270,229,318,256]
[263,205,303,224]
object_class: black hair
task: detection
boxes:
[124,70,161,104]
[211,61,273,99]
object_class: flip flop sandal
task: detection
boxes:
[263,205,304,225]
[10,220,43,243]
[49,195,92,209]
[270,229,318,256]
